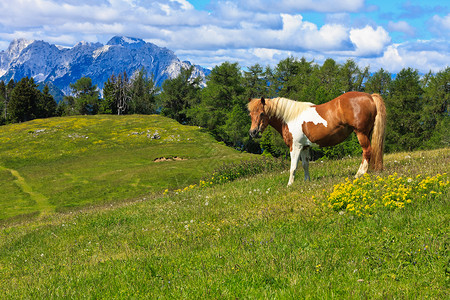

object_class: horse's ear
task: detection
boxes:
[261,97,265,105]
[248,98,252,103]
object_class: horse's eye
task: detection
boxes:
[260,112,265,117]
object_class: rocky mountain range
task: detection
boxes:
[0,36,209,99]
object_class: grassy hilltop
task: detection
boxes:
[0,115,448,298]
[0,115,253,220]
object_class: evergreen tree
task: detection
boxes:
[243,64,268,99]
[222,104,253,150]
[129,67,159,114]
[421,67,450,148]
[100,75,117,114]
[101,73,131,115]
[7,77,40,123]
[160,66,201,124]
[364,68,391,97]
[36,84,57,118]
[0,81,5,124]
[58,95,77,116]
[313,58,342,104]
[268,56,302,98]
[188,62,244,141]
[1,80,15,122]
[288,57,317,101]
[340,59,369,92]
[69,77,100,115]
[116,72,131,115]
[385,68,424,151]
[260,127,289,157]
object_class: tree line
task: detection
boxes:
[1,58,448,158]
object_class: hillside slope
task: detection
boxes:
[0,148,448,298]
[0,115,253,220]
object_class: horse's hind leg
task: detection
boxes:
[300,146,310,181]
[355,131,372,178]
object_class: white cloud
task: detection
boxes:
[375,45,405,72]
[250,48,283,61]
[171,0,194,11]
[150,13,351,53]
[429,14,450,37]
[387,21,415,37]
[357,41,449,73]
[0,0,446,75]
[313,24,349,50]
[0,0,362,53]
[349,25,391,56]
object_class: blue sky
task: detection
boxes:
[0,0,448,73]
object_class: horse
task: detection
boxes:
[248,91,386,186]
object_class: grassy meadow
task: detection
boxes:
[0,115,449,298]
[0,115,253,220]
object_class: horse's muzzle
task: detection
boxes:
[249,128,260,138]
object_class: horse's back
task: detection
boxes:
[302,92,377,147]
[316,92,377,130]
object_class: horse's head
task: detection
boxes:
[248,97,270,138]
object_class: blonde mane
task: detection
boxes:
[266,97,314,122]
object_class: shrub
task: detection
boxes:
[200,157,288,186]
[168,157,288,194]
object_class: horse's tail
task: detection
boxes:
[370,93,386,171]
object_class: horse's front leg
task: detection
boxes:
[288,146,301,186]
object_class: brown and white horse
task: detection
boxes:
[248,91,386,186]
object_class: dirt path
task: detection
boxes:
[1,166,53,215]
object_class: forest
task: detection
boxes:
[1,57,448,159]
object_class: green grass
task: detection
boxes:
[0,144,448,298]
[0,115,254,219]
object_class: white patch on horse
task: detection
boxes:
[300,107,328,127]
[355,159,369,178]
[286,118,314,148]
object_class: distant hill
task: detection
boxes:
[0,114,251,219]
[0,36,210,97]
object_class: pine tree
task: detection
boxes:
[386,68,424,151]
[268,56,302,98]
[69,77,100,115]
[222,104,251,150]
[116,73,131,115]
[8,77,40,123]
[160,66,201,124]
[188,62,244,140]
[129,67,159,114]
[36,84,57,118]
[364,68,391,97]
[100,75,117,114]
[313,58,342,104]
[243,64,268,99]
[421,67,450,148]
[340,59,369,92]
[101,73,131,115]
[0,81,6,124]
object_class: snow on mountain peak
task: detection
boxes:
[107,36,145,46]
[0,36,209,95]
[73,41,102,49]
[93,45,112,59]
[7,38,34,58]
